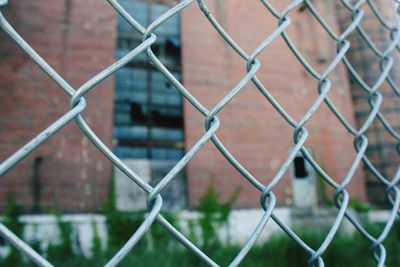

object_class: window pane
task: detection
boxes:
[118,0,148,28]
[113,0,183,160]
[151,127,183,142]
[115,68,148,103]
[115,146,148,159]
[151,147,183,160]
[114,126,148,140]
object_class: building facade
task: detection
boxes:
[0,0,398,213]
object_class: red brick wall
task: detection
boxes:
[182,1,367,208]
[0,1,116,212]
[336,0,400,205]
[0,1,371,212]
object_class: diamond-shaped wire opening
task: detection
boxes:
[0,0,399,266]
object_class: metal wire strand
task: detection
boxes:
[0,0,399,266]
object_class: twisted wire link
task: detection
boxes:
[0,0,399,266]
[197,1,369,266]
[310,1,400,264]
[259,1,400,265]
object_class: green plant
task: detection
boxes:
[0,214,399,266]
[91,221,102,258]
[46,212,75,263]
[1,194,24,266]
[196,178,240,252]
[348,198,371,213]
[102,179,147,250]
[101,178,179,255]
[314,163,334,207]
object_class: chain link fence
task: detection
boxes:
[0,0,400,266]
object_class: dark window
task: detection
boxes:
[113,0,184,160]
[294,156,308,179]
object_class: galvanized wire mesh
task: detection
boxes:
[0,0,400,266]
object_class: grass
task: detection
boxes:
[1,221,399,267]
[1,190,399,266]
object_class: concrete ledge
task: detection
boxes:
[19,214,108,258]
[368,210,392,223]
[0,208,390,259]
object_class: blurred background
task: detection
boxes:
[0,0,399,266]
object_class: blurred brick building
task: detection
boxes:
[0,0,398,213]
